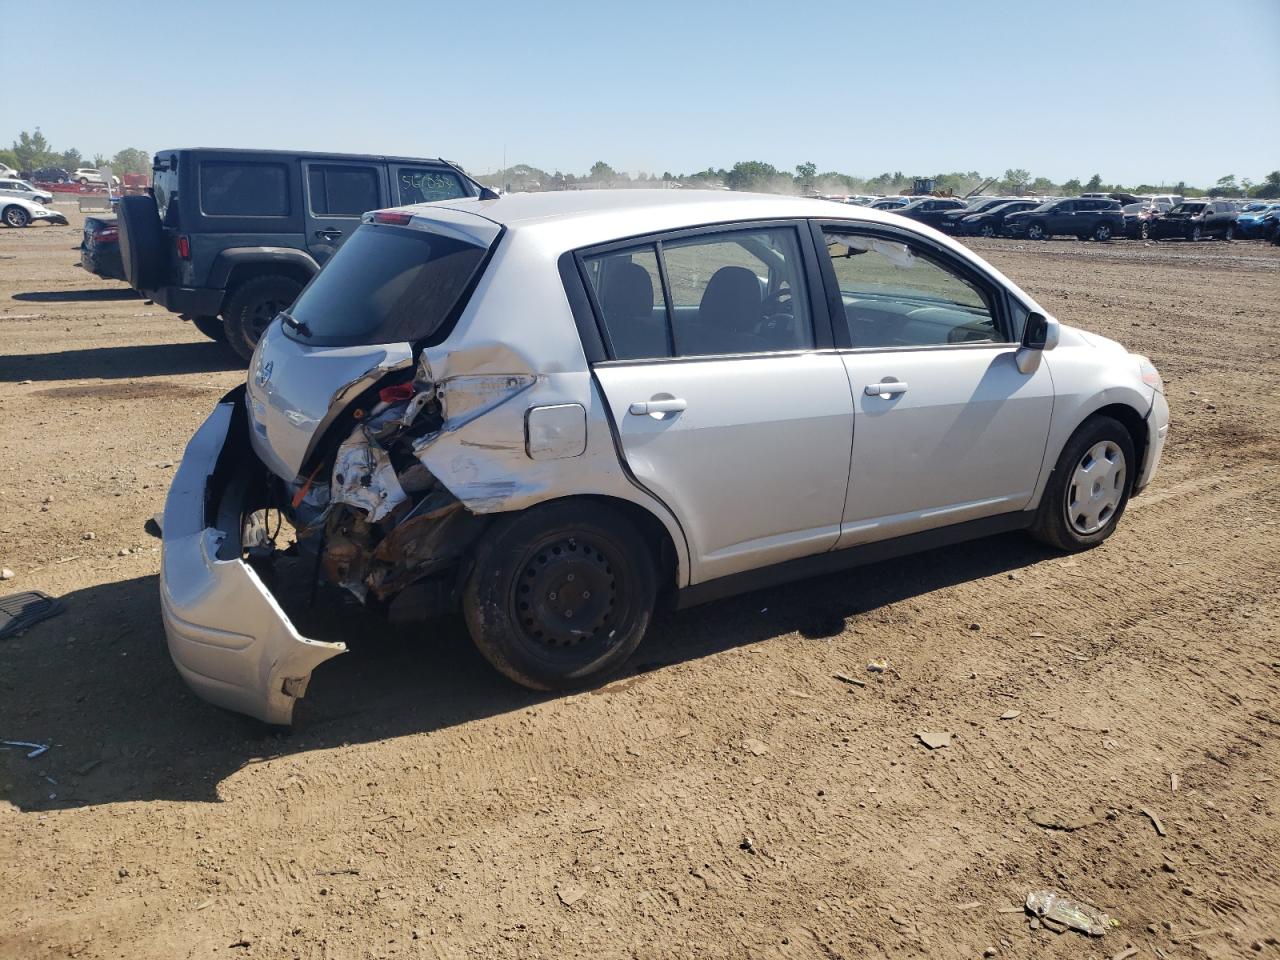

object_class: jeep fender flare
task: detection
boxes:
[207,247,320,293]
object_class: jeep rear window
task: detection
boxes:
[199,161,289,217]
[283,223,490,346]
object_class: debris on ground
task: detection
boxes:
[0,590,66,640]
[1027,807,1104,831]
[1170,772,1180,793]
[867,658,888,673]
[1000,710,1022,720]
[742,738,770,756]
[1140,806,1167,837]
[1,740,49,759]
[144,513,163,538]
[917,731,951,750]
[833,672,866,687]
[557,885,586,906]
[1024,889,1116,937]
[0,568,13,580]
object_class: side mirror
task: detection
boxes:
[1017,311,1059,373]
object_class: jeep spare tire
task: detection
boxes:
[117,195,165,291]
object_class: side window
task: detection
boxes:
[822,229,1000,348]
[660,228,813,356]
[582,245,671,361]
[395,168,466,205]
[307,164,380,217]
[199,161,289,217]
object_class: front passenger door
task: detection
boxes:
[817,225,1054,546]
[584,225,854,583]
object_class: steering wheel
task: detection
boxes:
[760,286,794,319]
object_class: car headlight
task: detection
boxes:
[1135,355,1163,393]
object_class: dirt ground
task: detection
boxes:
[1,210,1277,960]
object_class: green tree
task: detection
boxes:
[795,161,817,191]
[1002,168,1031,194]
[59,148,83,170]
[1030,176,1056,194]
[12,129,55,171]
[588,161,616,182]
[724,160,781,191]
[1254,171,1280,198]
[1061,178,1082,195]
[92,153,108,168]
[0,148,18,170]
[1208,174,1238,197]
[1084,173,1103,192]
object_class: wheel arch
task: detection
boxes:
[1084,403,1149,487]
[211,250,318,314]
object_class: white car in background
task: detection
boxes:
[0,177,54,205]
[72,167,106,185]
[2,194,68,227]
[160,190,1169,724]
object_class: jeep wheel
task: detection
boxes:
[223,275,302,363]
[189,314,228,342]
[3,205,30,228]
[463,501,657,691]
[1027,223,1047,241]
[1030,415,1135,552]
[1092,222,1113,242]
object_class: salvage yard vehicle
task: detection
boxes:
[0,177,54,205]
[80,214,124,280]
[891,196,969,229]
[1231,202,1280,239]
[1003,197,1124,241]
[2,195,68,228]
[959,198,1040,237]
[116,148,488,361]
[1149,200,1238,241]
[936,196,1015,233]
[160,190,1170,724]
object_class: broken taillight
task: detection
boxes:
[379,382,416,403]
[94,226,118,242]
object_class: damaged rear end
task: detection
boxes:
[162,207,507,723]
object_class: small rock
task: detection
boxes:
[969,623,981,631]
[918,731,952,750]
[1000,710,1022,720]
[118,867,129,878]
[557,885,586,906]
[1029,918,1040,930]
[0,568,13,581]
[742,738,769,756]
[867,658,888,673]
[118,548,131,557]
[984,948,997,958]
[739,837,755,853]
[82,532,95,541]
[42,495,54,504]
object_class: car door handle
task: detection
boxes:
[629,398,687,415]
[315,229,342,241]
[865,381,908,397]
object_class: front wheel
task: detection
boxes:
[980,224,996,238]
[1093,222,1113,241]
[1188,225,1203,242]
[1027,223,1047,241]
[463,502,657,691]
[222,275,303,363]
[3,205,30,228]
[1030,415,1135,552]
[1223,224,1235,242]
[1138,221,1150,240]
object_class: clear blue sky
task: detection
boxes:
[8,0,1279,187]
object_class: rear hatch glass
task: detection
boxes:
[283,222,493,347]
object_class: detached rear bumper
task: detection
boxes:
[160,398,345,725]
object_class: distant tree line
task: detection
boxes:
[480,160,1280,200]
[1,129,150,176]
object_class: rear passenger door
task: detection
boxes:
[581,223,855,584]
[301,160,387,264]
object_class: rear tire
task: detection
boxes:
[1030,415,1135,552]
[1092,222,1113,241]
[1027,222,1047,241]
[463,501,657,691]
[1138,221,1150,240]
[980,224,996,238]
[222,275,302,363]
[3,205,30,228]
[1223,224,1235,241]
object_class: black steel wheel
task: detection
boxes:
[222,274,302,363]
[463,501,657,690]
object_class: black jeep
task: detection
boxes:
[117,148,485,360]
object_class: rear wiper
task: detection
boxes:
[279,311,312,337]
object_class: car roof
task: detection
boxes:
[155,147,461,166]
[412,189,909,249]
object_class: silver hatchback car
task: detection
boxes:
[161,191,1169,723]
